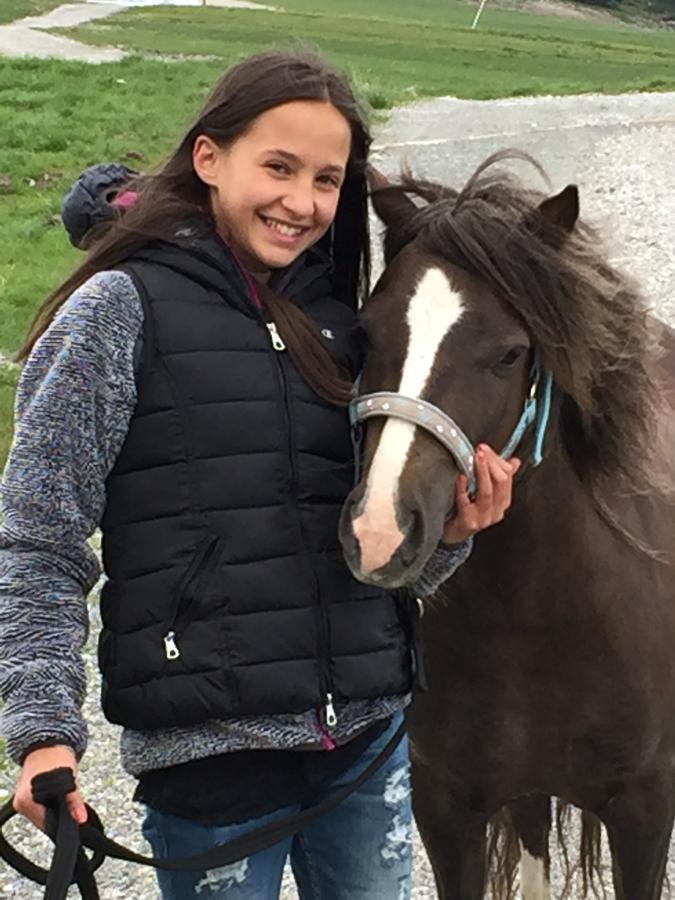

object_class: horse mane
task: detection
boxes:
[378,151,662,501]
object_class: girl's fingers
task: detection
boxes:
[473,449,494,514]
[445,447,521,541]
[472,446,521,526]
[66,790,88,825]
[477,444,512,476]
[455,474,471,510]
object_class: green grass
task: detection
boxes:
[0,366,18,474]
[61,4,675,106]
[0,55,224,355]
[0,0,67,25]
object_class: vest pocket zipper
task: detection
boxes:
[162,535,223,660]
[163,630,180,660]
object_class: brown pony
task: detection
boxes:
[338,153,675,900]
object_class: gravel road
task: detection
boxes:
[1,90,675,898]
[0,0,273,61]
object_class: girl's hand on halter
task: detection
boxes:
[441,445,521,545]
[13,745,88,831]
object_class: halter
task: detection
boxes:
[348,357,553,494]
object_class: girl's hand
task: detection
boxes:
[13,745,87,831]
[442,445,521,545]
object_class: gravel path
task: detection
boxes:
[0,0,274,61]
[1,90,675,898]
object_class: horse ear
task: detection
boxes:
[367,166,417,232]
[538,184,579,233]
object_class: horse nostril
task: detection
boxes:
[397,508,423,569]
[398,540,417,568]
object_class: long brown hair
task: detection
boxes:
[18,50,370,405]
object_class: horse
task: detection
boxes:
[338,152,675,900]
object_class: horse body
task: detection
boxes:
[340,157,675,899]
[410,326,675,900]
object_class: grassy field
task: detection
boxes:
[1,0,675,473]
[0,0,66,24]
[62,3,675,104]
[0,366,18,475]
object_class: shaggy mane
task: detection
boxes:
[376,151,661,500]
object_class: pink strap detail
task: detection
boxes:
[316,713,337,751]
[111,190,138,209]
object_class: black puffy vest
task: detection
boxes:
[98,235,415,730]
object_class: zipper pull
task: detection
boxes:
[324,693,338,729]
[266,322,286,352]
[163,630,180,660]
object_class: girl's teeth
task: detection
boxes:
[265,218,303,237]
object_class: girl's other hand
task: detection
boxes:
[442,445,521,545]
[13,745,87,831]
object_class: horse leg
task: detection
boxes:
[412,766,487,900]
[601,775,675,900]
[508,795,551,900]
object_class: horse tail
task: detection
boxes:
[487,801,605,900]
[579,808,605,899]
[486,807,520,900]
[553,801,604,900]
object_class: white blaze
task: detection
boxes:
[519,844,551,900]
[353,267,464,574]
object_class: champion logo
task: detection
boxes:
[321,328,335,340]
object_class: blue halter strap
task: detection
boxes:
[499,358,553,468]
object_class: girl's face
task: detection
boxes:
[193,100,352,272]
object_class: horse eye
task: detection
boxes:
[498,347,526,369]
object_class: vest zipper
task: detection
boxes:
[162,535,222,660]
[260,315,338,729]
[230,253,338,729]
[266,322,286,351]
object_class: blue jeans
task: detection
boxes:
[141,713,411,899]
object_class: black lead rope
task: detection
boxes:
[0,718,406,900]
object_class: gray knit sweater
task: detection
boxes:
[0,271,472,776]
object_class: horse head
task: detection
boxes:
[339,152,657,588]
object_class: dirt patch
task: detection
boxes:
[525,0,617,20]
[483,0,634,23]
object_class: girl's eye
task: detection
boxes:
[266,162,290,175]
[318,174,341,189]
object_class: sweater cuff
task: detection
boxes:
[2,692,87,766]
[413,536,473,598]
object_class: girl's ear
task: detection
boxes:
[367,165,416,234]
[193,135,223,187]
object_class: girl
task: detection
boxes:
[0,50,519,899]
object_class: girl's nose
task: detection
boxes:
[283,182,315,219]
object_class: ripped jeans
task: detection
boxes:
[141,713,412,899]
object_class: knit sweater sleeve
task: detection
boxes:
[0,271,142,764]
[412,537,473,598]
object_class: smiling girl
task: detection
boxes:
[0,50,518,898]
